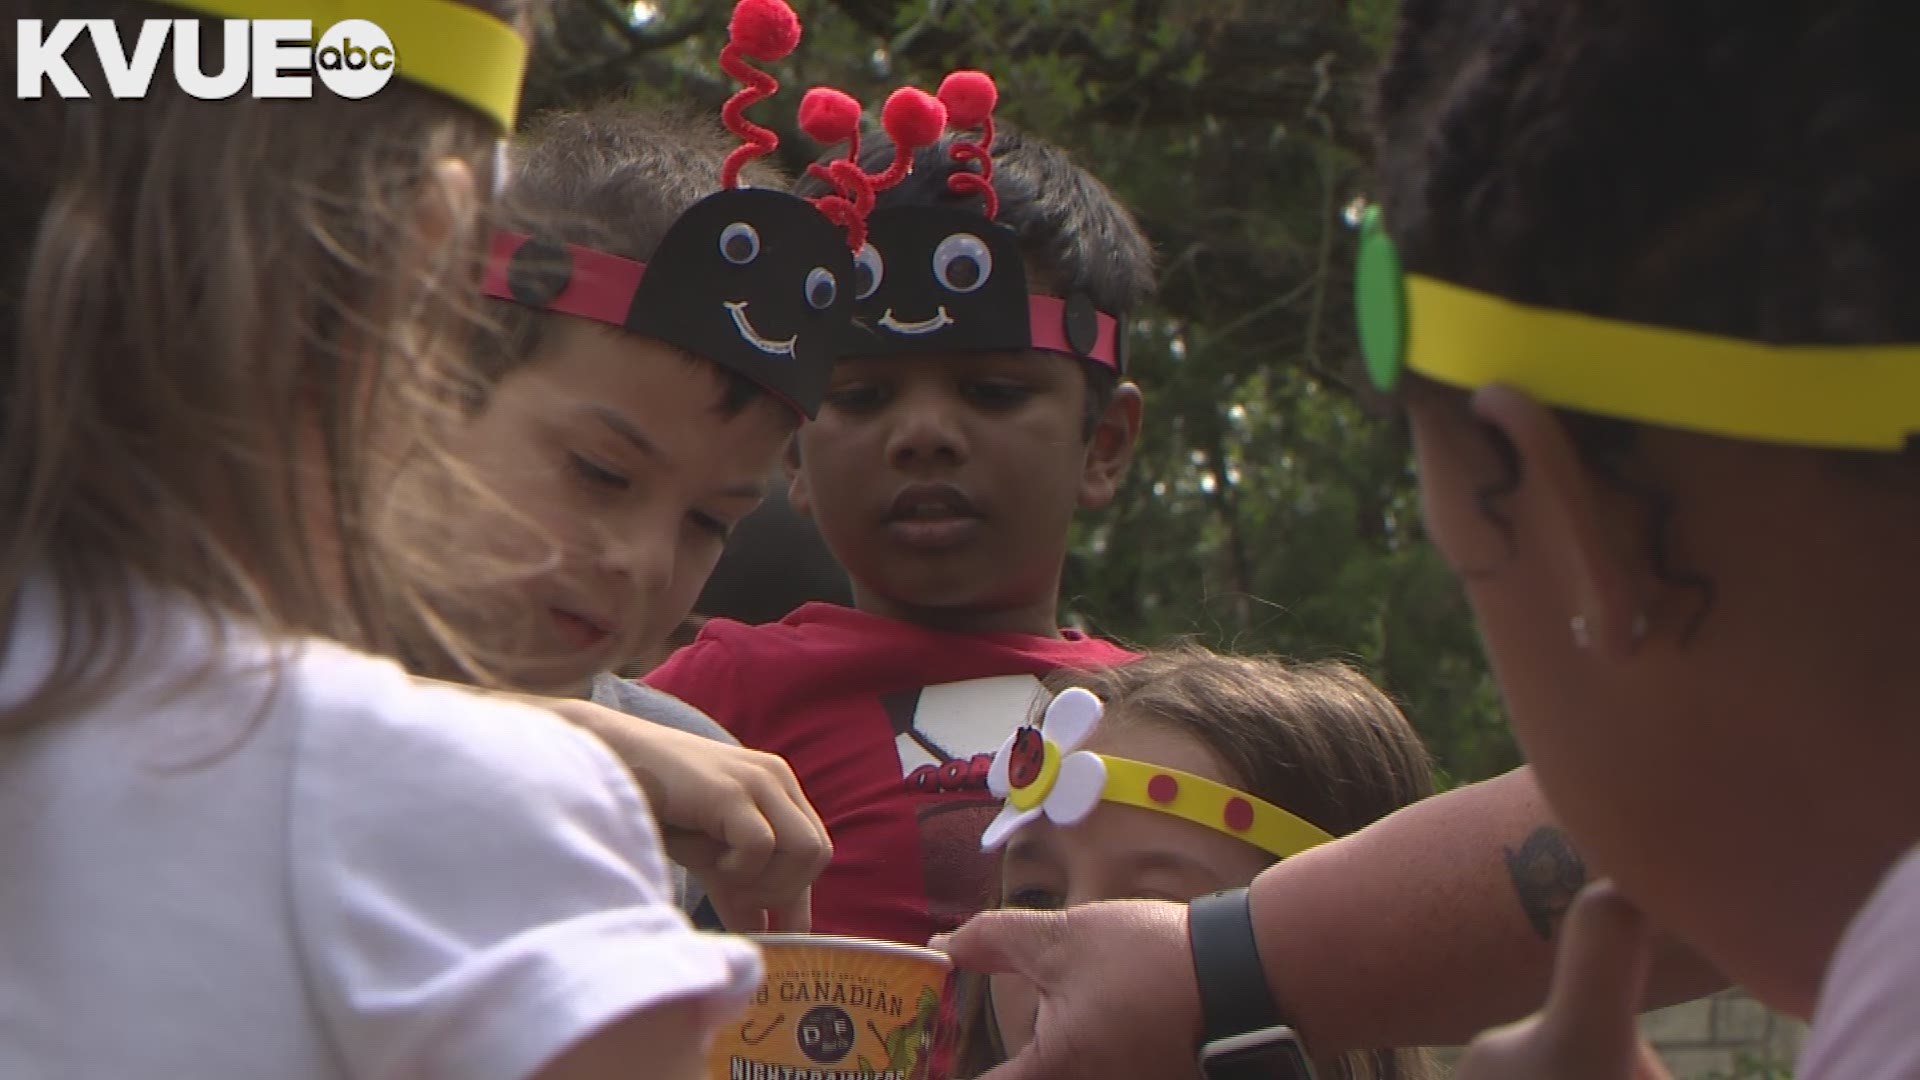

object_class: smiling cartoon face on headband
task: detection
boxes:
[628,187,857,415]
[845,205,1033,357]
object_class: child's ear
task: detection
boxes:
[413,157,481,259]
[1078,382,1143,510]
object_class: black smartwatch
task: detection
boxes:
[1188,888,1316,1080]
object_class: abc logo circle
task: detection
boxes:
[315,20,396,100]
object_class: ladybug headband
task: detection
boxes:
[842,73,1127,373]
[980,688,1337,860]
[482,0,943,418]
[1356,206,1920,451]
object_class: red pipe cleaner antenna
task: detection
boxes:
[799,87,875,250]
[939,70,1000,219]
[871,87,947,193]
[719,0,802,189]
[799,85,948,250]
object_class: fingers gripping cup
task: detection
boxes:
[712,935,955,1080]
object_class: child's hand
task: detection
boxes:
[1457,881,1672,1080]
[530,696,833,932]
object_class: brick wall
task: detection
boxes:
[1639,990,1803,1078]
[1430,990,1803,1078]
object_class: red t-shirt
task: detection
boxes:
[645,602,1138,945]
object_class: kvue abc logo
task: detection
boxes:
[15,18,396,102]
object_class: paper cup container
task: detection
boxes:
[710,934,956,1080]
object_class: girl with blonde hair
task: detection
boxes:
[0,3,765,1077]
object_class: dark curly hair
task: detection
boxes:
[1371,0,1920,633]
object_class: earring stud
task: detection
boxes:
[1571,613,1649,650]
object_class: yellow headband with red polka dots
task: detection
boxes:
[979,688,1338,860]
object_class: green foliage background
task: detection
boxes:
[523,0,1519,786]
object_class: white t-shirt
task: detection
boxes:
[1799,843,1920,1079]
[0,578,761,1079]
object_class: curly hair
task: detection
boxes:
[1376,0,1920,342]
[1371,0,1920,633]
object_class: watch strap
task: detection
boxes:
[1188,887,1284,1044]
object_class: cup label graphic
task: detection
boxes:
[713,935,954,1080]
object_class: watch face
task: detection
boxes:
[1198,1027,1316,1080]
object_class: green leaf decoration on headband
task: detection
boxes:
[1355,205,1407,393]
[1348,205,1920,450]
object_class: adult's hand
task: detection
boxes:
[935,900,1203,1080]
[529,695,833,933]
[1456,881,1671,1080]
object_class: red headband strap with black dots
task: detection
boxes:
[482,232,645,327]
[477,0,862,421]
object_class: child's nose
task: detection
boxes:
[597,519,675,607]
[884,393,968,468]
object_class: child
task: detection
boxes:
[418,99,842,923]
[647,78,1154,945]
[964,649,1439,1080]
[396,0,914,927]
[411,81,861,703]
[0,1,761,1076]
[944,2,1920,1077]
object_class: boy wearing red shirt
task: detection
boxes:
[649,104,1151,945]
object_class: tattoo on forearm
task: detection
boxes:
[1504,826,1588,941]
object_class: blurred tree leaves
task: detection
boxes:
[521,0,1520,786]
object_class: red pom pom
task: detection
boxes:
[728,0,800,62]
[938,71,998,129]
[799,88,862,146]
[881,87,947,150]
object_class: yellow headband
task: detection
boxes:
[980,688,1337,861]
[1355,207,1920,452]
[1407,277,1920,451]
[165,0,527,133]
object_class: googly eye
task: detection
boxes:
[720,222,761,266]
[933,233,992,294]
[853,243,885,301]
[805,267,839,311]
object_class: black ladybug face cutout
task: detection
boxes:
[624,187,856,416]
[844,205,1126,371]
[848,206,1031,355]
[481,0,881,418]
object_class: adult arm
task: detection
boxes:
[940,766,1726,1080]
[1246,765,1722,1051]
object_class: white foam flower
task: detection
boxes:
[980,687,1111,851]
